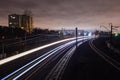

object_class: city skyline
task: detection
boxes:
[0,0,120,31]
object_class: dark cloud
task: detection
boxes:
[0,0,120,30]
[0,0,39,8]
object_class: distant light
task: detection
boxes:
[78,32,81,35]
[21,27,24,29]
[21,42,25,46]
[88,32,92,36]
[2,36,5,39]
[114,33,119,37]
[84,32,87,36]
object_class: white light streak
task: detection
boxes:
[0,37,78,65]
[1,38,78,80]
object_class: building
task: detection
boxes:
[8,14,21,28]
[8,12,33,33]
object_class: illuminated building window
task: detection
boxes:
[21,27,24,29]
[11,16,16,19]
[9,22,12,24]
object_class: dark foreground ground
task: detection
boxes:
[62,37,120,80]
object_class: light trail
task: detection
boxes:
[46,46,76,80]
[0,37,78,65]
[1,39,77,80]
[1,46,63,80]
[46,38,89,80]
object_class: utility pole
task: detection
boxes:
[110,23,113,43]
[1,36,5,59]
[82,30,84,43]
[2,41,4,55]
[2,36,5,54]
[75,27,78,49]
[100,23,113,38]
[24,32,27,51]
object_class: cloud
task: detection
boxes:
[1,0,120,30]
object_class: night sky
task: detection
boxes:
[0,0,120,30]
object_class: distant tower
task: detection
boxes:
[21,10,33,33]
[8,10,34,33]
